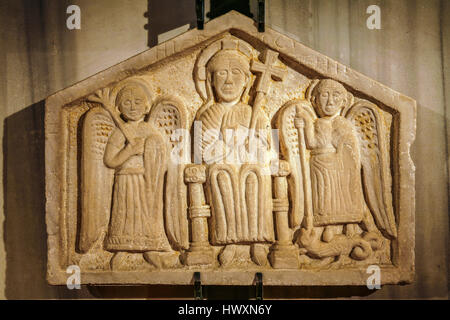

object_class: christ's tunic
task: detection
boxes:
[198,102,274,245]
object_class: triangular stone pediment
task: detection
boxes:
[45,11,415,286]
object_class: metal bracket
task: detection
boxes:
[255,272,263,300]
[258,0,265,32]
[196,0,205,30]
[194,272,203,300]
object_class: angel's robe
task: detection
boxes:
[198,102,275,245]
[104,123,172,252]
[308,116,366,226]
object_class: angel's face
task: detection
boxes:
[211,57,248,103]
[117,86,149,121]
[314,80,347,117]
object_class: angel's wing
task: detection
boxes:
[345,100,397,239]
[80,106,115,253]
[274,99,317,228]
[149,96,191,250]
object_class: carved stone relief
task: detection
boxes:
[45,11,415,286]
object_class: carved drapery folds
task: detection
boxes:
[45,12,415,286]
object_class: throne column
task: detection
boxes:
[184,164,214,266]
[269,160,300,269]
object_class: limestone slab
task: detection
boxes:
[45,11,415,286]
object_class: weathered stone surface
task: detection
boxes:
[45,11,415,286]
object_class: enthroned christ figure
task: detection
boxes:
[195,41,275,266]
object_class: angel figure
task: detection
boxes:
[80,79,190,270]
[278,78,397,263]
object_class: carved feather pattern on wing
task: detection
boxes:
[284,106,300,156]
[280,101,316,159]
[151,104,181,149]
[277,104,300,227]
[89,114,115,158]
[351,108,379,156]
[80,106,116,253]
[346,100,397,239]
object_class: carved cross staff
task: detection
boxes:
[250,49,287,130]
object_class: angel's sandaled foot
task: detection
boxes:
[160,252,180,268]
[144,251,180,269]
[345,224,358,237]
[143,251,161,268]
[79,250,114,271]
[110,252,146,271]
[322,226,335,243]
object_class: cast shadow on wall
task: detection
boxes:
[144,0,254,47]
[145,0,196,47]
[2,101,376,299]
[3,101,87,299]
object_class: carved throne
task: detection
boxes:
[183,159,299,269]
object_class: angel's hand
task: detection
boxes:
[294,117,305,129]
[129,137,145,155]
[294,105,312,129]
